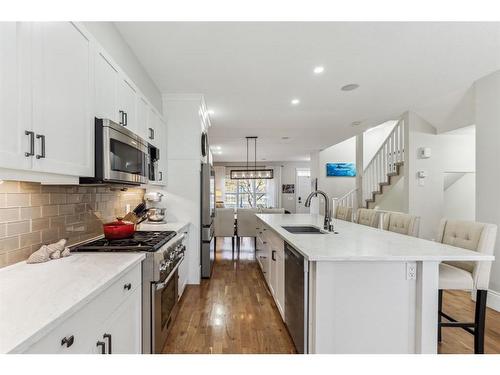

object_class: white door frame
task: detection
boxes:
[295,167,311,213]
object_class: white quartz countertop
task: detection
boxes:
[0,252,145,353]
[257,214,495,262]
[139,221,189,233]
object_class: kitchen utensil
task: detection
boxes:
[144,192,164,202]
[103,218,135,240]
[123,202,148,224]
[146,208,166,222]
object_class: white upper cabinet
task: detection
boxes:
[0,22,32,171]
[31,22,94,177]
[136,95,149,141]
[95,49,119,123]
[117,77,137,133]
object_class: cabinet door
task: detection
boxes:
[276,248,285,317]
[146,107,159,146]
[156,118,167,185]
[117,77,137,133]
[95,287,141,354]
[0,22,32,171]
[95,49,119,122]
[136,95,149,141]
[31,22,94,177]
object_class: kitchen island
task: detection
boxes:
[256,214,494,354]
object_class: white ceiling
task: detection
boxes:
[115,22,500,162]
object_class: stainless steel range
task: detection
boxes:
[72,230,186,354]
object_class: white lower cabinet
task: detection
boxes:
[258,222,285,319]
[23,264,142,354]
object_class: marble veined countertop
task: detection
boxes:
[0,252,145,353]
[256,214,495,262]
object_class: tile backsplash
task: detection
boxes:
[0,181,144,268]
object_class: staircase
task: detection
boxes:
[362,118,405,209]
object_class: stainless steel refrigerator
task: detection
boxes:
[201,163,215,278]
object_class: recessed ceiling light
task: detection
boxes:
[341,84,360,91]
[313,66,325,74]
[351,121,362,127]
[291,98,300,105]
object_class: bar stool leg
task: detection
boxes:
[474,289,488,354]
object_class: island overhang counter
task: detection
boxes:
[255,213,494,354]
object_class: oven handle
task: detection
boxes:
[155,256,184,291]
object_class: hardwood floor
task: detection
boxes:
[162,237,296,354]
[162,237,500,354]
[439,290,500,354]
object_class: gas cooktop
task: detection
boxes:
[73,231,177,252]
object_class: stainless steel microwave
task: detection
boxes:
[80,118,149,185]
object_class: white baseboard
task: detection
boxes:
[469,289,500,312]
[487,289,500,312]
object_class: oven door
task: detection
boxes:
[102,119,149,184]
[152,268,179,353]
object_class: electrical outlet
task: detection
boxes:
[406,262,417,280]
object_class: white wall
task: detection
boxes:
[475,70,500,301]
[443,173,476,221]
[83,22,162,111]
[318,137,357,214]
[363,121,397,169]
[375,177,405,212]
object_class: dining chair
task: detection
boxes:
[436,218,497,354]
[381,211,420,237]
[355,208,379,228]
[214,208,236,254]
[334,206,353,222]
[236,208,259,251]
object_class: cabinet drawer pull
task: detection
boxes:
[36,134,46,159]
[124,283,132,290]
[96,341,106,354]
[103,333,112,354]
[272,250,276,261]
[25,130,34,157]
[61,335,74,348]
[123,112,128,126]
[119,110,124,125]
[159,171,163,181]
[148,127,155,140]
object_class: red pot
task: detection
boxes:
[103,218,135,240]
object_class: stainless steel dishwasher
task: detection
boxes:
[285,242,308,354]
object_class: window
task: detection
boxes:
[225,174,269,208]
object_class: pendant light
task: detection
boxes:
[230,137,274,179]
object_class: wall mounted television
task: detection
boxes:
[326,162,356,177]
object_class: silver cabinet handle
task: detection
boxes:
[148,127,155,140]
[159,171,163,181]
[123,112,128,126]
[61,335,74,348]
[25,131,34,157]
[272,250,276,261]
[36,134,45,159]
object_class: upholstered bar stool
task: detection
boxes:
[381,211,420,237]
[335,206,353,222]
[214,208,236,254]
[436,218,497,354]
[236,208,259,252]
[355,208,379,228]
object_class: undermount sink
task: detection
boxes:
[281,225,326,234]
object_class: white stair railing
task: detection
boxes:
[362,118,405,204]
[336,188,358,209]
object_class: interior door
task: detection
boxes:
[295,169,311,213]
[31,22,94,177]
[0,22,32,171]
